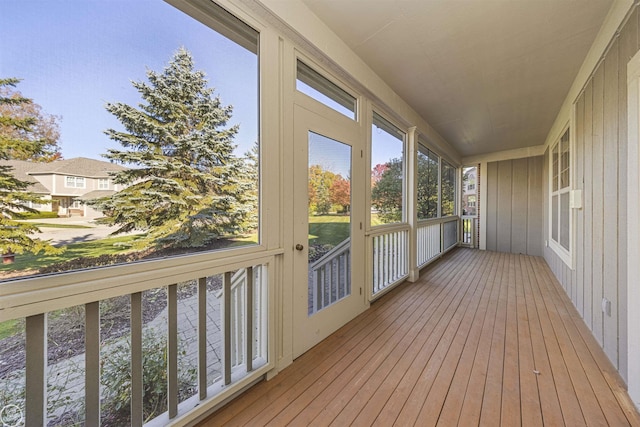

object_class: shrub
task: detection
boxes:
[100,329,196,424]
[20,211,59,219]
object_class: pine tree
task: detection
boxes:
[88,48,252,249]
[0,78,62,258]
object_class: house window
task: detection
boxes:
[440,160,456,217]
[417,145,439,219]
[98,178,109,189]
[65,176,85,188]
[371,112,405,225]
[467,196,476,208]
[550,128,570,252]
[296,60,357,119]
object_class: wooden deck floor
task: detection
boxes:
[198,249,640,426]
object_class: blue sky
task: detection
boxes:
[0,0,258,160]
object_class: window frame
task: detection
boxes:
[548,126,572,265]
[65,176,86,189]
[370,110,407,226]
[98,178,109,190]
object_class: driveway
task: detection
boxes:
[22,217,139,246]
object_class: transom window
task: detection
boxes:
[296,60,357,119]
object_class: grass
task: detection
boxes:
[0,235,140,272]
[18,221,93,229]
[308,213,386,246]
[0,319,22,340]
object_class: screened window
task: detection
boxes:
[296,60,357,119]
[1,0,260,278]
[551,128,570,251]
[371,112,405,225]
[417,146,439,220]
[441,160,456,217]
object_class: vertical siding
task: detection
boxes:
[496,161,513,253]
[603,40,619,361]
[486,157,543,256]
[527,157,543,256]
[544,7,640,378]
[616,8,638,382]
[486,162,498,251]
[592,63,604,346]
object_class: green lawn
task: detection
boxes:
[19,222,93,229]
[0,235,140,272]
[0,319,21,340]
[308,214,385,247]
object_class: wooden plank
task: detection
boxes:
[617,7,638,382]
[583,80,594,329]
[325,250,491,426]
[511,255,543,426]
[575,94,585,317]
[433,251,500,426]
[496,160,513,253]
[270,249,481,425]
[526,256,599,425]
[500,254,521,426]
[478,252,509,426]
[200,250,640,426]
[527,156,543,257]
[519,255,564,426]
[457,252,505,426]
[486,162,499,251]
[603,39,619,365]
[591,62,605,345]
[533,257,633,426]
[510,158,529,255]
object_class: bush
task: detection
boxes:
[20,210,59,219]
[101,329,196,424]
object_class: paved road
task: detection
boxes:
[22,217,139,246]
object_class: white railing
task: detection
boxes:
[443,217,459,251]
[308,238,350,314]
[0,253,276,427]
[461,216,477,247]
[417,220,441,267]
[370,225,410,296]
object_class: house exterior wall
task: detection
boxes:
[485,157,543,256]
[544,6,639,383]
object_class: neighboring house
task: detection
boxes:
[461,170,477,216]
[2,157,127,219]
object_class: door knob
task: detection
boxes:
[295,244,304,251]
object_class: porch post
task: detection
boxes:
[626,49,640,410]
[407,127,419,282]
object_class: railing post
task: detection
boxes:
[25,314,46,427]
[198,277,207,401]
[131,292,143,427]
[407,126,420,282]
[85,301,100,427]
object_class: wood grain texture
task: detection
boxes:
[198,249,640,427]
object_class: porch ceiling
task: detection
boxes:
[300,0,613,157]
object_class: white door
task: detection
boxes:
[293,105,366,358]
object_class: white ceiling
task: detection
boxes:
[300,0,613,157]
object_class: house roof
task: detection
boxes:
[1,160,49,194]
[26,157,126,178]
[77,190,116,200]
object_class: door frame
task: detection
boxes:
[292,103,367,358]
